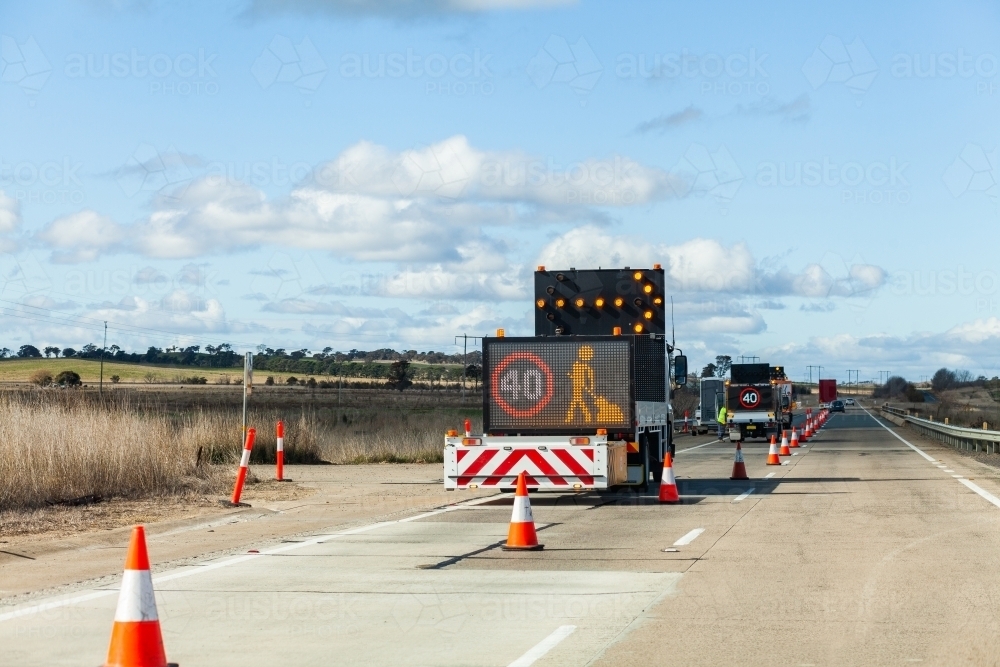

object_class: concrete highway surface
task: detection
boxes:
[4,405,1000,665]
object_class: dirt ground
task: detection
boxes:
[0,477,315,540]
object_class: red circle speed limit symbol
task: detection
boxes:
[738,387,761,409]
[490,352,555,418]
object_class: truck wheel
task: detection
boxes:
[640,439,651,493]
[648,433,663,484]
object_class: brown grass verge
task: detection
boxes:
[0,391,477,513]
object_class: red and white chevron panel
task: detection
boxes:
[448,446,602,489]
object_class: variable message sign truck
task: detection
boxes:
[725,363,794,440]
[444,266,685,491]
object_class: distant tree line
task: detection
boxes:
[873,376,926,402]
[930,367,990,392]
[0,343,483,383]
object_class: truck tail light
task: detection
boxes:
[462,438,482,446]
[446,430,458,436]
[569,437,591,445]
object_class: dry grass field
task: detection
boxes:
[0,358,314,384]
[0,357,466,386]
[0,388,480,513]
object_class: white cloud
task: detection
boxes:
[262,298,346,315]
[536,226,885,298]
[39,136,695,264]
[133,267,167,285]
[672,297,768,335]
[372,241,527,301]
[945,317,1000,345]
[757,317,1000,381]
[37,210,126,264]
[800,301,836,312]
[318,135,682,209]
[177,263,211,286]
[0,191,21,252]
[20,294,77,311]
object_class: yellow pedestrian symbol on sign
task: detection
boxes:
[565,345,624,424]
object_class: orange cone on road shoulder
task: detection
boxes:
[779,431,791,456]
[659,453,680,503]
[730,442,749,480]
[789,428,800,448]
[766,436,781,465]
[104,526,177,667]
[503,472,543,551]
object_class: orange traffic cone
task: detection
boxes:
[659,453,680,503]
[503,472,543,551]
[789,428,800,448]
[766,435,781,465]
[104,526,177,667]
[802,421,812,441]
[779,431,791,456]
[730,442,748,480]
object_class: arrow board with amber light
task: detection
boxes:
[534,267,666,336]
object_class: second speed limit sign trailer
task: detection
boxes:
[725,363,783,440]
[444,266,687,492]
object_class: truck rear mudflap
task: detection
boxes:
[444,435,627,490]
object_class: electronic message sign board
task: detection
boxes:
[727,384,775,411]
[484,337,633,433]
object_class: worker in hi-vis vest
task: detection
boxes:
[717,405,727,440]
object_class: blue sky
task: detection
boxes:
[1,0,999,382]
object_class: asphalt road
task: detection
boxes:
[4,406,1000,665]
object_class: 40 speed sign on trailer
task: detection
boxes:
[484,337,633,434]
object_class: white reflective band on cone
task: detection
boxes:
[240,448,252,467]
[276,437,284,452]
[511,495,533,523]
[663,465,676,485]
[114,570,159,622]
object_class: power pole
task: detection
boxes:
[454,334,483,402]
[99,321,107,398]
[242,351,253,446]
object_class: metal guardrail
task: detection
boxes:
[880,404,1000,454]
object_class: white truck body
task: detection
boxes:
[696,378,726,431]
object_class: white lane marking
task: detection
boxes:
[944,470,955,473]
[781,461,790,466]
[952,475,963,478]
[861,407,936,461]
[732,489,754,503]
[673,528,705,546]
[792,452,798,456]
[958,479,1000,509]
[0,494,501,623]
[0,590,117,623]
[508,625,576,667]
[677,440,725,453]
[764,472,776,479]
[863,406,1000,511]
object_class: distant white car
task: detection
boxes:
[845,398,855,405]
